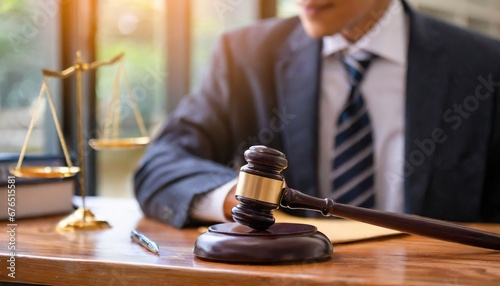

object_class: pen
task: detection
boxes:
[131,230,160,254]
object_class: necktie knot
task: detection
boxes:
[341,53,376,87]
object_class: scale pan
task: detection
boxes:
[88,136,150,150]
[10,166,80,178]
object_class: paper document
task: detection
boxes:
[274,211,402,244]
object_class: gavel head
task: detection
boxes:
[231,146,288,230]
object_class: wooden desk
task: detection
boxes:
[1,197,499,285]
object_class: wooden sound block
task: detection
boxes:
[193,222,333,264]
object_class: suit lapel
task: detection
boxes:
[404,4,450,213]
[275,21,322,196]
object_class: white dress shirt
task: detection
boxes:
[192,0,408,222]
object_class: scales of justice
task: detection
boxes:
[9,51,149,231]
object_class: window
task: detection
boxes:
[191,0,259,87]
[277,0,298,18]
[95,0,167,197]
[0,0,61,155]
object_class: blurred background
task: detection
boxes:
[1,0,499,199]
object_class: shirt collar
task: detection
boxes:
[322,0,407,65]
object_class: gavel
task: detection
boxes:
[231,145,500,250]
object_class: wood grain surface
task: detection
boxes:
[0,197,499,285]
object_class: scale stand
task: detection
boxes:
[10,51,149,231]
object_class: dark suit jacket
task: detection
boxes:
[134,2,500,228]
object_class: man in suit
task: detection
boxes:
[134,0,500,228]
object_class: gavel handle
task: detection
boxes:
[280,187,500,250]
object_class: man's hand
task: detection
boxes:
[223,184,239,221]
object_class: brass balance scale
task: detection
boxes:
[9,51,149,231]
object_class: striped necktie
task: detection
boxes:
[330,53,376,208]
